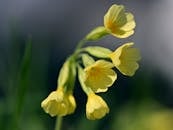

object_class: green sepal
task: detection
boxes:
[86,26,108,41]
[78,65,92,95]
[82,54,95,68]
[58,57,71,88]
[58,56,77,92]
[84,46,112,58]
[66,58,76,92]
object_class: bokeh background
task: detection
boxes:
[0,0,173,130]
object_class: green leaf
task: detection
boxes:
[84,46,112,58]
[82,54,95,68]
[17,37,32,111]
[13,37,32,130]
[86,26,108,41]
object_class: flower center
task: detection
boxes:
[89,67,101,77]
[106,20,117,33]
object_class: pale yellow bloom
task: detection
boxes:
[86,93,109,120]
[84,60,117,93]
[104,4,136,38]
[109,42,141,76]
[41,88,76,117]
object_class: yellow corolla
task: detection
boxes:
[86,93,109,120]
[84,60,117,93]
[41,88,76,117]
[109,42,141,76]
[104,4,136,38]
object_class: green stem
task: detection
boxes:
[54,36,87,130]
[55,116,63,130]
[74,38,87,54]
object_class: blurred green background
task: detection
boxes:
[0,0,173,130]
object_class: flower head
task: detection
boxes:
[84,60,117,93]
[41,88,76,117]
[109,42,141,76]
[104,4,136,38]
[86,93,109,120]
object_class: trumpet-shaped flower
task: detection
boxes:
[109,42,141,76]
[41,88,76,117]
[104,4,136,38]
[86,93,109,120]
[84,60,117,93]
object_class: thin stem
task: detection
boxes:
[74,38,86,53]
[55,116,63,130]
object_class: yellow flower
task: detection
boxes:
[41,88,76,117]
[84,60,117,93]
[104,4,136,38]
[86,93,109,120]
[109,42,141,76]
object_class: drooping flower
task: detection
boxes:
[104,4,136,38]
[109,42,141,76]
[41,88,76,117]
[84,60,117,93]
[86,93,109,120]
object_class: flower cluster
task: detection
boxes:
[41,4,141,120]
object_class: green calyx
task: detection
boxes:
[57,56,76,93]
[86,26,108,41]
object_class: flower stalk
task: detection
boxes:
[55,116,63,130]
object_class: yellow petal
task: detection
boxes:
[111,30,134,38]
[86,68,117,93]
[104,4,136,38]
[94,60,114,68]
[41,89,76,117]
[120,13,136,31]
[86,93,109,120]
[84,60,117,93]
[123,48,141,61]
[67,94,76,114]
[118,62,139,76]
[110,42,141,76]
[41,91,63,116]
[104,4,126,28]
